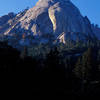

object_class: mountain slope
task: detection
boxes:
[0,13,16,34]
[18,0,94,36]
[0,0,100,46]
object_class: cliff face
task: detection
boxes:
[0,0,100,46]
[18,0,95,40]
[0,13,16,34]
[91,24,100,40]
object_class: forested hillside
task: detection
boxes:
[0,41,100,96]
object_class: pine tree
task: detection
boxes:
[74,58,83,79]
[74,48,94,80]
[20,46,28,59]
[74,48,96,93]
[45,47,63,75]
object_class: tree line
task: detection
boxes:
[0,41,100,96]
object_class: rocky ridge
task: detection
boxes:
[0,0,100,47]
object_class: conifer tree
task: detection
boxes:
[74,48,95,93]
[74,48,95,81]
[20,46,28,59]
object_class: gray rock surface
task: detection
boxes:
[18,0,96,40]
[0,0,100,45]
[91,24,100,40]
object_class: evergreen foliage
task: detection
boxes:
[0,41,100,96]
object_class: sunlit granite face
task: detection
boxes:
[17,0,95,40]
[2,0,98,44]
[20,0,81,33]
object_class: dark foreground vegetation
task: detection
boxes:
[0,41,100,97]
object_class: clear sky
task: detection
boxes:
[0,0,100,26]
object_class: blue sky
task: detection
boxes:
[0,0,100,26]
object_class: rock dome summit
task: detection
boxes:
[0,0,100,45]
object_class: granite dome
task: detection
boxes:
[18,0,94,37]
[1,0,99,46]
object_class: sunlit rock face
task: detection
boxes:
[49,1,89,34]
[19,0,94,38]
[19,0,55,35]
[1,0,99,46]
